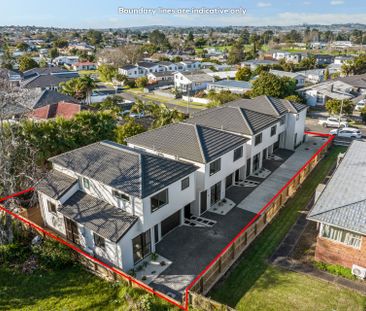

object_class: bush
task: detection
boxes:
[0,243,31,265]
[314,261,357,280]
[32,239,74,269]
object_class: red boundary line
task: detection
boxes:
[0,131,333,311]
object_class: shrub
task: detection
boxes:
[0,243,31,265]
[314,261,357,280]
[32,239,74,269]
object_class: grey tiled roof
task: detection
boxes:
[36,170,77,199]
[188,105,278,135]
[32,90,79,109]
[308,140,366,235]
[49,141,197,198]
[22,73,79,89]
[127,123,247,163]
[59,191,138,242]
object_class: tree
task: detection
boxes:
[115,119,145,144]
[146,103,185,129]
[48,47,59,59]
[149,30,170,50]
[235,67,252,81]
[98,64,117,82]
[360,106,366,123]
[60,76,96,104]
[325,99,355,116]
[93,96,123,114]
[16,42,29,51]
[284,94,306,105]
[251,72,296,98]
[194,38,207,48]
[79,76,96,105]
[227,41,244,65]
[86,30,103,46]
[341,60,355,77]
[96,46,143,67]
[53,38,68,49]
[324,68,330,81]
[187,31,194,42]
[135,77,148,89]
[207,90,242,106]
[18,55,39,72]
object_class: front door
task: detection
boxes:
[235,169,240,182]
[253,153,260,171]
[184,204,191,219]
[226,174,233,189]
[262,148,267,163]
[200,190,207,214]
[210,182,221,206]
[64,217,80,245]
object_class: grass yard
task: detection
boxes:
[0,265,176,311]
[209,145,363,310]
[238,266,366,311]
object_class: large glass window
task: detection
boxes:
[83,177,90,190]
[233,146,243,161]
[151,189,169,212]
[209,158,221,176]
[47,201,57,214]
[132,231,151,264]
[321,224,362,249]
[255,133,262,146]
[280,115,286,125]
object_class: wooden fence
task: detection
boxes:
[186,133,334,310]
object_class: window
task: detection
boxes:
[209,158,221,176]
[151,189,169,212]
[133,231,151,263]
[280,115,286,125]
[321,224,362,249]
[270,125,277,137]
[93,233,105,249]
[181,177,190,190]
[233,146,243,161]
[47,201,57,214]
[254,133,262,146]
[83,177,90,190]
[112,190,130,202]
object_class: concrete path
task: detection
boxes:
[238,136,326,214]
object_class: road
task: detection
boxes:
[118,92,203,115]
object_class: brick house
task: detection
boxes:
[308,140,366,271]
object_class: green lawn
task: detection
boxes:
[238,266,366,311]
[209,145,358,310]
[0,266,176,311]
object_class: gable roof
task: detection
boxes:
[49,141,197,198]
[269,69,306,79]
[208,80,252,89]
[338,73,366,89]
[188,105,278,136]
[31,90,79,109]
[21,72,79,89]
[137,61,159,68]
[308,140,366,235]
[127,123,247,164]
[178,70,213,83]
[59,191,138,242]
[226,96,307,117]
[36,170,77,200]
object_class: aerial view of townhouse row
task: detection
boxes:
[0,1,366,311]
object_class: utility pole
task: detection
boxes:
[338,99,344,135]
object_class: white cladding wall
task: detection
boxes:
[284,109,307,150]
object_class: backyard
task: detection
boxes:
[208,145,366,310]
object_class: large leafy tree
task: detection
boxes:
[115,119,145,145]
[98,64,117,82]
[59,76,96,104]
[18,55,39,72]
[235,67,252,81]
[251,72,296,98]
[325,99,355,116]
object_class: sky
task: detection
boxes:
[1,0,366,28]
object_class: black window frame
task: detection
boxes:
[93,233,105,249]
[181,177,190,190]
[47,201,57,214]
[209,158,221,176]
[112,190,130,202]
[151,189,169,213]
[233,146,243,161]
[270,125,277,137]
[254,133,262,146]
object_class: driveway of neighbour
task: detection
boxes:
[238,136,326,214]
[151,135,327,299]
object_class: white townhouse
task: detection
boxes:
[174,70,214,93]
[136,61,161,74]
[178,61,202,71]
[186,96,308,176]
[127,123,248,217]
[36,141,197,271]
[158,61,178,72]
[269,69,306,88]
[118,65,145,79]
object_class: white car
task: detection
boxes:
[355,99,366,111]
[318,117,348,128]
[330,127,362,139]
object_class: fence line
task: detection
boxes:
[185,132,334,310]
[0,131,334,311]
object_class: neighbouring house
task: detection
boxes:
[241,59,279,71]
[327,56,355,75]
[174,70,214,93]
[298,69,325,84]
[206,80,252,94]
[308,140,366,273]
[53,56,80,67]
[298,80,355,106]
[178,61,202,71]
[0,68,22,85]
[147,71,174,83]
[269,69,306,88]
[20,67,79,91]
[271,51,307,64]
[158,61,178,72]
[36,141,197,271]
[136,61,161,74]
[313,54,334,66]
[206,70,237,80]
[127,123,248,216]
[118,65,144,79]
[338,73,366,95]
[72,61,97,71]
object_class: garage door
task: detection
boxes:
[161,211,181,237]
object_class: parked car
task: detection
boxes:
[318,117,348,128]
[355,99,366,111]
[330,127,362,139]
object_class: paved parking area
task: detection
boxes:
[238,136,326,214]
[151,136,327,299]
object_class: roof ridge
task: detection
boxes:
[265,96,281,116]
[193,124,207,163]
[238,107,254,135]
[310,197,366,218]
